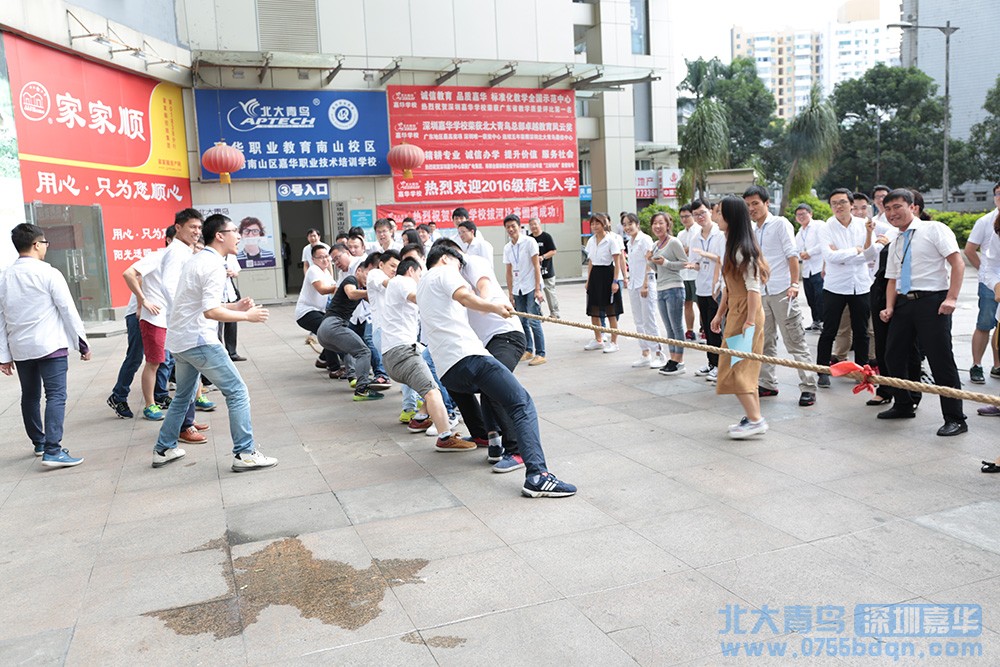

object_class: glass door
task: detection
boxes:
[24,202,111,321]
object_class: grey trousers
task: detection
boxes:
[317,316,371,385]
[542,275,560,317]
[759,292,817,392]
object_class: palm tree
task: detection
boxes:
[679,98,729,198]
[781,86,839,212]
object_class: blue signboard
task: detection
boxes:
[350,209,374,228]
[195,89,391,180]
[579,184,592,201]
[276,179,329,201]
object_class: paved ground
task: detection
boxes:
[1,276,999,665]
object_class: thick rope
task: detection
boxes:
[514,311,1000,408]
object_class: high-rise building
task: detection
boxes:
[731,26,822,120]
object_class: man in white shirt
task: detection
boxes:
[877,189,966,436]
[456,219,494,263]
[676,204,700,338]
[872,184,891,226]
[502,214,546,365]
[688,200,726,377]
[743,185,819,406]
[794,203,825,331]
[815,188,879,388]
[152,214,278,471]
[416,244,576,497]
[961,181,1000,385]
[373,218,403,252]
[0,223,90,467]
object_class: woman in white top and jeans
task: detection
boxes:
[584,213,624,352]
[647,211,690,375]
[623,213,664,368]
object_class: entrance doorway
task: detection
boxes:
[279,200,327,294]
[24,202,111,322]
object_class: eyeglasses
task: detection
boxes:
[220,229,241,236]
[830,199,851,206]
[34,239,50,245]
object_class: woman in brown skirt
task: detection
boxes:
[710,196,771,439]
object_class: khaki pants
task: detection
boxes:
[832,309,876,360]
[760,292,818,392]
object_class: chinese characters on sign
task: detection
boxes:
[194,90,391,180]
[387,86,578,202]
[635,170,658,199]
[376,200,564,228]
[276,179,330,201]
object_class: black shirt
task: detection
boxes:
[326,275,360,320]
[531,232,556,278]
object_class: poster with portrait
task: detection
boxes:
[195,202,276,269]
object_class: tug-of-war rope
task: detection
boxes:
[513,311,1000,408]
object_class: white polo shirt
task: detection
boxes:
[295,264,334,320]
[625,231,655,290]
[462,235,494,262]
[0,257,88,362]
[130,240,194,327]
[818,216,878,295]
[502,234,540,296]
[795,220,826,278]
[754,214,798,294]
[967,209,999,284]
[366,267,389,330]
[380,275,420,353]
[166,247,226,353]
[415,265,489,375]
[691,225,726,297]
[584,233,621,267]
[884,219,960,293]
[461,254,518,344]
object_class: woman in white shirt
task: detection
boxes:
[622,213,664,368]
[584,213,623,352]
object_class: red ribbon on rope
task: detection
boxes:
[829,361,877,395]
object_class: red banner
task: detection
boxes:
[376,200,565,228]
[387,85,578,202]
[5,34,191,307]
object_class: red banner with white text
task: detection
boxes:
[376,200,565,228]
[387,85,578,202]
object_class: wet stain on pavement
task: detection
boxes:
[144,536,429,638]
[401,631,467,648]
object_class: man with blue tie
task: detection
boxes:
[877,189,967,436]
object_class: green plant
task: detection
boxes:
[927,209,989,247]
[784,194,832,226]
[637,203,680,237]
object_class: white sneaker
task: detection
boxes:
[695,364,713,377]
[707,367,718,382]
[602,333,611,342]
[650,354,666,368]
[426,414,461,437]
[632,356,651,368]
[728,417,768,439]
[603,342,619,354]
[152,447,186,468]
[584,340,604,351]
[232,449,278,472]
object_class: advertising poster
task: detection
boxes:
[195,89,390,180]
[376,199,564,228]
[4,33,191,306]
[195,202,275,270]
[0,35,25,269]
[386,86,578,202]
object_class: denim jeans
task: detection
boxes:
[155,344,254,455]
[401,383,419,412]
[656,287,686,355]
[481,331,526,453]
[512,292,545,356]
[16,355,68,456]
[442,354,547,476]
[155,352,174,403]
[111,313,144,403]
[350,321,386,378]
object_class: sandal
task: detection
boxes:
[866,396,892,406]
[981,461,1000,474]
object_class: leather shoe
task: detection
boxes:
[798,392,815,407]
[936,420,968,437]
[877,407,916,420]
[230,354,247,362]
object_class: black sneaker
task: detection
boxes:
[107,395,133,419]
[658,360,683,376]
[817,374,831,388]
[970,365,986,384]
[487,443,504,463]
[155,395,173,409]
[522,472,577,498]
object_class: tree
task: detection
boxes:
[971,74,1000,181]
[781,86,839,212]
[818,64,977,195]
[679,98,729,198]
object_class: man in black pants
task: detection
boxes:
[877,189,966,436]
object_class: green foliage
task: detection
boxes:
[781,86,839,211]
[637,203,680,237]
[679,98,729,196]
[971,74,1000,180]
[928,209,988,247]
[784,194,832,225]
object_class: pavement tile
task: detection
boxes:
[106,478,222,524]
[669,456,806,502]
[465,494,618,545]
[317,453,428,491]
[0,566,91,641]
[819,469,987,518]
[220,463,330,507]
[747,443,882,484]
[334,475,463,524]
[266,634,437,666]
[96,506,228,565]
[913,500,1000,555]
[225,492,351,545]
[355,506,504,561]
[0,628,73,666]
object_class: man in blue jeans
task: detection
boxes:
[417,244,575,498]
[502,214,547,366]
[0,223,90,467]
[151,213,277,472]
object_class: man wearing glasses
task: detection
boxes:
[0,223,90,467]
[235,216,275,269]
[962,182,1000,390]
[815,188,879,388]
[151,214,278,472]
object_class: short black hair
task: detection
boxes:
[872,184,891,195]
[379,249,401,264]
[361,252,381,269]
[401,242,425,259]
[165,225,177,240]
[310,243,330,257]
[374,218,393,231]
[402,216,416,224]
[795,203,813,213]
[426,243,465,269]
[175,208,203,225]
[678,203,693,214]
[397,257,422,276]
[416,224,432,233]
[828,187,854,203]
[993,181,1000,194]
[335,232,348,241]
[503,213,520,226]
[203,214,231,245]
[690,198,711,211]
[742,184,770,202]
[348,226,365,238]
[883,188,914,206]
[431,237,462,252]
[452,207,470,219]
[853,192,871,203]
[330,242,349,254]
[11,223,44,253]
[401,229,420,246]
[457,220,478,233]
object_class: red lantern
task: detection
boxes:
[201,141,245,184]
[387,142,425,179]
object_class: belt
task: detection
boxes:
[898,290,947,301]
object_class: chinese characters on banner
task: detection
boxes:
[386,86,578,202]
[3,33,191,307]
[376,200,564,228]
[194,90,390,180]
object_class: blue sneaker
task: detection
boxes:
[41,449,84,468]
[143,404,165,421]
[521,472,576,498]
[487,443,504,464]
[33,443,44,457]
[493,453,524,474]
[195,395,216,411]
